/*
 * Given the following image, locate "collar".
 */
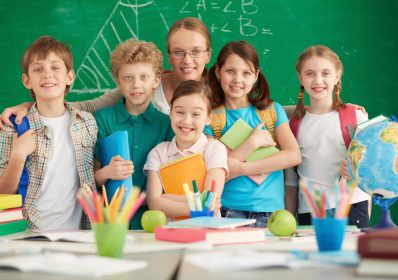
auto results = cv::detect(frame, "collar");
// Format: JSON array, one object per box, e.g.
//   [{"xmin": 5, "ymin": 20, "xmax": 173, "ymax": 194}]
[
  {"xmin": 115, "ymin": 98, "xmax": 157, "ymax": 124},
  {"xmin": 167, "ymin": 133, "xmax": 209, "ymax": 156},
  {"xmin": 27, "ymin": 102, "xmax": 78, "ymax": 132}
]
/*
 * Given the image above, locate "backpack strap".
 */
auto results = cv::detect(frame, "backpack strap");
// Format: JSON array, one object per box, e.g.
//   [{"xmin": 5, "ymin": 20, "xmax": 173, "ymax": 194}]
[
  {"xmin": 256, "ymin": 102, "xmax": 278, "ymax": 143},
  {"xmin": 339, "ymin": 104, "xmax": 357, "ymax": 149},
  {"xmin": 210, "ymin": 105, "xmax": 226, "ymax": 140},
  {"xmin": 289, "ymin": 116, "xmax": 302, "ymax": 140}
]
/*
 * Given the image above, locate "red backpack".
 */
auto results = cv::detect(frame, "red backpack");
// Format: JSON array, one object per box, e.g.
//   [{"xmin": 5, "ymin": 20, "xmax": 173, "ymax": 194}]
[{"xmin": 289, "ymin": 105, "xmax": 357, "ymax": 149}]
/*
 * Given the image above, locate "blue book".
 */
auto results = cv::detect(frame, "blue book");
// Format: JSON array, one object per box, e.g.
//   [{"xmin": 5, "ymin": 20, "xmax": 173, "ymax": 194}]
[{"xmin": 99, "ymin": 131, "xmax": 133, "ymax": 200}]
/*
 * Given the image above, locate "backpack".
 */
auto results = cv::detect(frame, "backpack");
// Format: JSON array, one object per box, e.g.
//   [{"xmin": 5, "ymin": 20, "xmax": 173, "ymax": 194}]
[
  {"xmin": 289, "ymin": 104, "xmax": 357, "ymax": 149},
  {"xmin": 210, "ymin": 102, "xmax": 278, "ymax": 143}
]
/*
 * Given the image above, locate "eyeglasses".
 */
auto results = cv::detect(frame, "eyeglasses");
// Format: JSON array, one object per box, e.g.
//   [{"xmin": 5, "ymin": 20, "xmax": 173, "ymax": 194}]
[{"xmin": 169, "ymin": 49, "xmax": 209, "ymax": 59}]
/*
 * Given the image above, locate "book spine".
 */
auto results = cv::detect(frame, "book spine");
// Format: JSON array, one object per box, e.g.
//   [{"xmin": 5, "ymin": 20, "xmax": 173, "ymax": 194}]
[
  {"xmin": 0, "ymin": 219, "xmax": 28, "ymax": 236},
  {"xmin": 358, "ymin": 237, "xmax": 398, "ymax": 259}
]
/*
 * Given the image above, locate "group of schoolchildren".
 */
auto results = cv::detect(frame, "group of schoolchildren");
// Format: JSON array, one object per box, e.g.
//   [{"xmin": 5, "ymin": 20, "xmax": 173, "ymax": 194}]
[{"xmin": 0, "ymin": 17, "xmax": 370, "ymax": 231}]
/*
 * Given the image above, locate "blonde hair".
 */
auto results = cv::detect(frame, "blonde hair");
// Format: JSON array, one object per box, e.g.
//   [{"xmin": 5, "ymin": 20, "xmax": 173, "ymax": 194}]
[
  {"xmin": 21, "ymin": 36, "xmax": 74, "ymax": 99},
  {"xmin": 110, "ymin": 39, "xmax": 163, "ymax": 80},
  {"xmin": 292, "ymin": 45, "xmax": 345, "ymax": 119}
]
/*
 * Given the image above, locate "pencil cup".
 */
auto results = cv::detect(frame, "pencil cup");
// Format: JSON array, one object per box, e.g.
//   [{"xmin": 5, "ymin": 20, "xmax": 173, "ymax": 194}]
[
  {"xmin": 313, "ymin": 217, "xmax": 347, "ymax": 251},
  {"xmin": 92, "ymin": 223, "xmax": 128, "ymax": 258},
  {"xmin": 190, "ymin": 210, "xmax": 214, "ymax": 218}
]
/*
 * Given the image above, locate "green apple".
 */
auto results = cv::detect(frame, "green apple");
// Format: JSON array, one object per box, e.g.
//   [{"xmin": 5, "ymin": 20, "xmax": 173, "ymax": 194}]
[
  {"xmin": 267, "ymin": 209, "xmax": 297, "ymax": 236},
  {"xmin": 141, "ymin": 210, "xmax": 167, "ymax": 233}
]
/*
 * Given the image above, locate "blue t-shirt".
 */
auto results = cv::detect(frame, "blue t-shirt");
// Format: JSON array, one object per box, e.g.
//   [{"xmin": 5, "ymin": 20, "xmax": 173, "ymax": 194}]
[{"xmin": 204, "ymin": 102, "xmax": 288, "ymax": 212}]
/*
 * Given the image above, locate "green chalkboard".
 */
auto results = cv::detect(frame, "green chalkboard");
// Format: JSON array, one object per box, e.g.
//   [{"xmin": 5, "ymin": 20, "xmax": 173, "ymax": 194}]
[
  {"xmin": 0, "ymin": 0, "xmax": 397, "ymax": 225},
  {"xmin": 1, "ymin": 0, "xmax": 397, "ymax": 118}
]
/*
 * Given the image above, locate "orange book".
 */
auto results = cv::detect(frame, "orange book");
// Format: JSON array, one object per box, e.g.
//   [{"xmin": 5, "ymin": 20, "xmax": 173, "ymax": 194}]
[{"xmin": 158, "ymin": 153, "xmax": 206, "ymax": 194}]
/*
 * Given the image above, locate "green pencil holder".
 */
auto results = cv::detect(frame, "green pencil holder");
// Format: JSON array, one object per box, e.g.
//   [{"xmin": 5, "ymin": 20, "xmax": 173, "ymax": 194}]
[{"xmin": 92, "ymin": 223, "xmax": 128, "ymax": 258}]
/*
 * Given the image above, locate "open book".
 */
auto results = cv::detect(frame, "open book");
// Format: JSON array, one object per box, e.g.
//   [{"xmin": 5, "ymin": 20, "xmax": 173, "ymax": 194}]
[
  {"xmin": 0, "ymin": 253, "xmax": 146, "ymax": 277},
  {"xmin": 354, "ymin": 114, "xmax": 388, "ymax": 138},
  {"xmin": 220, "ymin": 119, "xmax": 279, "ymax": 185},
  {"xmin": 7, "ymin": 230, "xmax": 131, "ymax": 243}
]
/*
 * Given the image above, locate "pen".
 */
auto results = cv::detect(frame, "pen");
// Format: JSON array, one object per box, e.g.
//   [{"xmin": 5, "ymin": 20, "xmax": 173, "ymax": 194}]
[
  {"xmin": 192, "ymin": 180, "xmax": 203, "ymax": 211},
  {"xmin": 182, "ymin": 183, "xmax": 196, "ymax": 211}
]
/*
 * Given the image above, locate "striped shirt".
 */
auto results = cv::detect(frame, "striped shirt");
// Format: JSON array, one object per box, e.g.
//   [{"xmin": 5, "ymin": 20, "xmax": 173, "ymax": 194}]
[{"xmin": 0, "ymin": 103, "xmax": 97, "ymax": 230}]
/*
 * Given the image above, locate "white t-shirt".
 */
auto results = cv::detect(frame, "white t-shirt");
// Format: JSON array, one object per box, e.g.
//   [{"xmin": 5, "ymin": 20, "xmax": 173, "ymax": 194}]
[
  {"xmin": 38, "ymin": 111, "xmax": 82, "ymax": 230},
  {"xmin": 285, "ymin": 109, "xmax": 370, "ymax": 213}
]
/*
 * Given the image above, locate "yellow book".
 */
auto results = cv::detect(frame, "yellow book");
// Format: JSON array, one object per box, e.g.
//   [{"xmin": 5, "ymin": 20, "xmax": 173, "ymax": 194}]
[
  {"xmin": 0, "ymin": 194, "xmax": 22, "ymax": 210},
  {"xmin": 159, "ymin": 153, "xmax": 206, "ymax": 195}
]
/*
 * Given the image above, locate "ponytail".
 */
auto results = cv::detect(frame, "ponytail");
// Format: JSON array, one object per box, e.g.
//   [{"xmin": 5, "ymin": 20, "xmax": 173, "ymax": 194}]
[
  {"xmin": 332, "ymin": 81, "xmax": 346, "ymax": 111},
  {"xmin": 292, "ymin": 86, "xmax": 306, "ymax": 119},
  {"xmin": 249, "ymin": 71, "xmax": 272, "ymax": 110}
]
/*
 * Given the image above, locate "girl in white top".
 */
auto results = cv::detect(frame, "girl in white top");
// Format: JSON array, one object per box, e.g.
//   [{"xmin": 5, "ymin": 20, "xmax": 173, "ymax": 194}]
[
  {"xmin": 144, "ymin": 80, "xmax": 228, "ymax": 218},
  {"xmin": 285, "ymin": 45, "xmax": 370, "ymax": 228}
]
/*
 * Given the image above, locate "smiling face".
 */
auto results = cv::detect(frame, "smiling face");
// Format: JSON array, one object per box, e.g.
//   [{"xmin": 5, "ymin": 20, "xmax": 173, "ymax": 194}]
[
  {"xmin": 216, "ymin": 53, "xmax": 259, "ymax": 106},
  {"xmin": 117, "ymin": 62, "xmax": 160, "ymax": 114},
  {"xmin": 167, "ymin": 28, "xmax": 211, "ymax": 83},
  {"xmin": 170, "ymin": 93, "xmax": 211, "ymax": 150},
  {"xmin": 299, "ymin": 56, "xmax": 341, "ymax": 103},
  {"xmin": 22, "ymin": 52, "xmax": 74, "ymax": 103}
]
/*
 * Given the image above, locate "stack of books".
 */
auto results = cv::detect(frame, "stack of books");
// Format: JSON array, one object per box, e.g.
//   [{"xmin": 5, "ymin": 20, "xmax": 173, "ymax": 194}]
[
  {"xmin": 155, "ymin": 217, "xmax": 266, "ymax": 245},
  {"xmin": 0, "ymin": 194, "xmax": 28, "ymax": 236},
  {"xmin": 356, "ymin": 228, "xmax": 398, "ymax": 277}
]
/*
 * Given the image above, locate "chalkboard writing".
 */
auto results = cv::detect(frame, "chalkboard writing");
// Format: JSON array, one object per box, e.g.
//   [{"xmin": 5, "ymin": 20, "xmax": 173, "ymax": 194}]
[{"xmin": 0, "ymin": 0, "xmax": 397, "ymax": 119}]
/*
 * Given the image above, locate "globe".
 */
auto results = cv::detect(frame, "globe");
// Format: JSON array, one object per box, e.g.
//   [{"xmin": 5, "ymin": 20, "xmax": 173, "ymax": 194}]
[{"xmin": 346, "ymin": 120, "xmax": 398, "ymax": 228}]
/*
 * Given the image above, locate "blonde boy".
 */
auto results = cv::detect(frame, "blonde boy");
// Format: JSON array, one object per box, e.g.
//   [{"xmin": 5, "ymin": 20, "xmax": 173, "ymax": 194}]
[
  {"xmin": 0, "ymin": 36, "xmax": 97, "ymax": 230},
  {"xmin": 94, "ymin": 39, "xmax": 174, "ymax": 229}
]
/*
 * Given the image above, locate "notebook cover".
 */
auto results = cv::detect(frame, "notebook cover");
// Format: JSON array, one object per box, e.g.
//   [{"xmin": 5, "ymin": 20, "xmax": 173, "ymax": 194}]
[
  {"xmin": 0, "ymin": 194, "xmax": 23, "ymax": 210},
  {"xmin": 99, "ymin": 131, "xmax": 133, "ymax": 200},
  {"xmin": 155, "ymin": 226, "xmax": 266, "ymax": 244},
  {"xmin": 357, "ymin": 228, "xmax": 398, "ymax": 259},
  {"xmin": 220, "ymin": 119, "xmax": 278, "ymax": 184},
  {"xmin": 158, "ymin": 153, "xmax": 206, "ymax": 194}
]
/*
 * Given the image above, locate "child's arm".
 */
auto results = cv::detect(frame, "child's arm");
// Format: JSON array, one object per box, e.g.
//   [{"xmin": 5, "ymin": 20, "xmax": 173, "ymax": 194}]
[
  {"xmin": 0, "ymin": 130, "xmax": 36, "ymax": 193},
  {"xmin": 0, "ymin": 89, "xmax": 122, "ymax": 130},
  {"xmin": 146, "ymin": 170, "xmax": 190, "ymax": 218},
  {"xmin": 94, "ymin": 155, "xmax": 134, "ymax": 186},
  {"xmin": 0, "ymin": 103, "xmax": 31, "ymax": 130},
  {"xmin": 70, "ymin": 88, "xmax": 122, "ymax": 113},
  {"xmin": 228, "ymin": 122, "xmax": 301, "ymax": 178}
]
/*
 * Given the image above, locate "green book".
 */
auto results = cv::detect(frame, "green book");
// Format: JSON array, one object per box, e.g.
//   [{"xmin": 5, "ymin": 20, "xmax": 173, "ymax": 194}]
[
  {"xmin": 220, "ymin": 118, "xmax": 279, "ymax": 162},
  {"xmin": 0, "ymin": 219, "xmax": 28, "ymax": 236}
]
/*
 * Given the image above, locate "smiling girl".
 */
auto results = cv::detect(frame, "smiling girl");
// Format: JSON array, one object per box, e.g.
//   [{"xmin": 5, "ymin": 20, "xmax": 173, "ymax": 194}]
[
  {"xmin": 285, "ymin": 45, "xmax": 370, "ymax": 228},
  {"xmin": 144, "ymin": 80, "xmax": 228, "ymax": 218}
]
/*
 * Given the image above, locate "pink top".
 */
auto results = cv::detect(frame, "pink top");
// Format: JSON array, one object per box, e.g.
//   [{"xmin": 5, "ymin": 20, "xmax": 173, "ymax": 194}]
[{"xmin": 144, "ymin": 134, "xmax": 228, "ymax": 175}]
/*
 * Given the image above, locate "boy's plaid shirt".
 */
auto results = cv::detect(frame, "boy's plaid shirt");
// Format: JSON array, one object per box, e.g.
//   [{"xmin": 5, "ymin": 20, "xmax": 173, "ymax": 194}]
[{"xmin": 0, "ymin": 103, "xmax": 97, "ymax": 230}]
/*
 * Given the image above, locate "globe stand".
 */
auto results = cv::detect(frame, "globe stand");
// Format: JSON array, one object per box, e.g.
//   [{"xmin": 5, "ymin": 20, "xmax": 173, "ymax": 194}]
[{"xmin": 373, "ymin": 195, "xmax": 397, "ymax": 229}]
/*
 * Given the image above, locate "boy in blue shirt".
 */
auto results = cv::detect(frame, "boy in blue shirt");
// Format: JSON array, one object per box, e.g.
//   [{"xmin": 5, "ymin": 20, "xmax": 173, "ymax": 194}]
[{"xmin": 94, "ymin": 39, "xmax": 174, "ymax": 229}]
